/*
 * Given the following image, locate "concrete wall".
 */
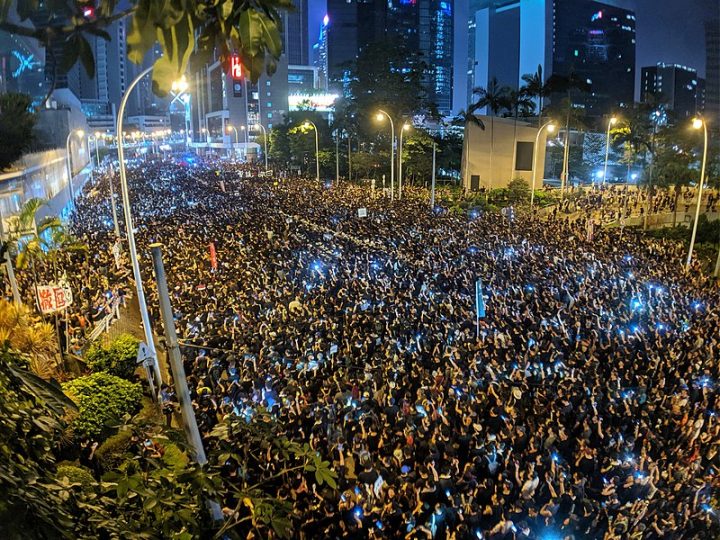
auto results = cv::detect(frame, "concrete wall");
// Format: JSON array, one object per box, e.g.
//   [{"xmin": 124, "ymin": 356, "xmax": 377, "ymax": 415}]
[
  {"xmin": 462, "ymin": 116, "xmax": 549, "ymax": 191},
  {"xmin": 0, "ymin": 148, "xmax": 90, "ymax": 228}
]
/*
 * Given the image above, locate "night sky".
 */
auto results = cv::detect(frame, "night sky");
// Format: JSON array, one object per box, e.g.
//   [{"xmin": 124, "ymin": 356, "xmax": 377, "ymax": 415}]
[{"xmin": 307, "ymin": 0, "xmax": 719, "ymax": 113}]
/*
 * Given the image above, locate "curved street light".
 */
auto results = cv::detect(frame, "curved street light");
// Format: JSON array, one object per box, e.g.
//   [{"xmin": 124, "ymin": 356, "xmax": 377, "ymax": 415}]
[
  {"xmin": 116, "ymin": 66, "xmax": 163, "ymax": 393},
  {"xmin": 602, "ymin": 116, "xmax": 618, "ymax": 186},
  {"xmin": 530, "ymin": 121, "xmax": 556, "ymax": 210},
  {"xmin": 399, "ymin": 123, "xmax": 410, "ymax": 200},
  {"xmin": 686, "ymin": 116, "xmax": 709, "ymax": 270},
  {"xmin": 376, "ymin": 110, "xmax": 395, "ymax": 201},
  {"xmin": 302, "ymin": 120, "xmax": 320, "ymax": 182},
  {"xmin": 253, "ymin": 123, "xmax": 268, "ymax": 172},
  {"xmin": 65, "ymin": 128, "xmax": 85, "ymax": 206}
]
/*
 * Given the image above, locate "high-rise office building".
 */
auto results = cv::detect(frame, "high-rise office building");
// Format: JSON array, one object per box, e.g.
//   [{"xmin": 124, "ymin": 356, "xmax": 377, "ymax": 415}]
[
  {"xmin": 641, "ymin": 63, "xmax": 700, "ymax": 120},
  {"xmin": 325, "ymin": 0, "xmax": 454, "ymax": 114},
  {"xmin": 706, "ymin": 18, "xmax": 720, "ymax": 124},
  {"xmin": 0, "ymin": 32, "xmax": 45, "ymax": 101},
  {"xmin": 312, "ymin": 15, "xmax": 329, "ymax": 91},
  {"xmin": 424, "ymin": 0, "xmax": 454, "ymax": 115},
  {"xmin": 467, "ymin": 0, "xmax": 636, "ymax": 118},
  {"xmin": 325, "ymin": 0, "xmax": 360, "ymax": 88},
  {"xmin": 284, "ymin": 0, "xmax": 309, "ymax": 66}
]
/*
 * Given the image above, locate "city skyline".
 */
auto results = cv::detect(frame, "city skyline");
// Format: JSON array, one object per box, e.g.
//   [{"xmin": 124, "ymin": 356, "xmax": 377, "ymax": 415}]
[{"xmin": 309, "ymin": 0, "xmax": 717, "ymax": 113}]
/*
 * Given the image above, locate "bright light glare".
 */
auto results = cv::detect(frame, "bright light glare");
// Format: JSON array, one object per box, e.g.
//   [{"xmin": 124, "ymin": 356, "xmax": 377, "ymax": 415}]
[
  {"xmin": 376, "ymin": 113, "xmax": 384, "ymax": 122},
  {"xmin": 692, "ymin": 118, "xmax": 703, "ymax": 130},
  {"xmin": 547, "ymin": 124, "xmax": 556, "ymax": 133},
  {"xmin": 609, "ymin": 117, "xmax": 618, "ymax": 125}
]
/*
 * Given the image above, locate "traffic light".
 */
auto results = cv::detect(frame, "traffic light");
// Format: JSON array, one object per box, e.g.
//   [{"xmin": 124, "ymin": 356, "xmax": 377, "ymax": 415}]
[{"xmin": 231, "ymin": 54, "xmax": 243, "ymax": 97}]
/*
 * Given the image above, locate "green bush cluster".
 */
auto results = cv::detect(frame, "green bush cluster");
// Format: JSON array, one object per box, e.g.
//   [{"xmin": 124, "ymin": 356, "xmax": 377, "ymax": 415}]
[
  {"xmin": 62, "ymin": 373, "xmax": 142, "ymax": 441},
  {"xmin": 55, "ymin": 463, "xmax": 96, "ymax": 488},
  {"xmin": 86, "ymin": 333, "xmax": 140, "ymax": 380}
]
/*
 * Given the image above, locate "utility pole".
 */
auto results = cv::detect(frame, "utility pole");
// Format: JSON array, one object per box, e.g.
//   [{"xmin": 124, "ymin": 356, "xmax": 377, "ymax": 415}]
[
  {"xmin": 431, "ymin": 143, "xmax": 437, "ymax": 210},
  {"xmin": 150, "ymin": 241, "xmax": 224, "ymax": 522},
  {"xmin": 150, "ymin": 244, "xmax": 205, "ymax": 461}
]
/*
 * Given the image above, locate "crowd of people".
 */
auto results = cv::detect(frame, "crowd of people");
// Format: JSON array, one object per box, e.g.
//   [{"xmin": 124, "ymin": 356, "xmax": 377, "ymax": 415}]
[
  {"xmin": 31, "ymin": 156, "xmax": 720, "ymax": 538},
  {"xmin": 559, "ymin": 185, "xmax": 720, "ymax": 225}
]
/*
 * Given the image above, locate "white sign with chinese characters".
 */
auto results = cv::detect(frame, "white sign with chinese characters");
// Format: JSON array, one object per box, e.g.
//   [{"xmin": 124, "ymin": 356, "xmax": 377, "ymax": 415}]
[{"xmin": 36, "ymin": 284, "xmax": 73, "ymax": 314}]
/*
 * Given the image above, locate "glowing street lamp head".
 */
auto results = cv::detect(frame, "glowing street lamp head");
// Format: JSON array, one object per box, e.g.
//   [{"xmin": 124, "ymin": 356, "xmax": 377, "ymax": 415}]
[
  {"xmin": 547, "ymin": 124, "xmax": 557, "ymax": 134},
  {"xmin": 226, "ymin": 125, "xmax": 233, "ymax": 132},
  {"xmin": 302, "ymin": 121, "xmax": 311, "ymax": 129},
  {"xmin": 376, "ymin": 113, "xmax": 384, "ymax": 122},
  {"xmin": 402, "ymin": 123, "xmax": 410, "ymax": 131},
  {"xmin": 172, "ymin": 75, "xmax": 189, "ymax": 93},
  {"xmin": 609, "ymin": 117, "xmax": 618, "ymax": 126},
  {"xmin": 94, "ymin": 131, "xmax": 101, "ymax": 138},
  {"xmin": 254, "ymin": 123, "xmax": 261, "ymax": 130},
  {"xmin": 692, "ymin": 118, "xmax": 704, "ymax": 130}
]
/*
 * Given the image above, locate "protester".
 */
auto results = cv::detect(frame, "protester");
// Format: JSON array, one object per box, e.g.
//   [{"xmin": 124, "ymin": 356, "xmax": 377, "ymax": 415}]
[{"xmin": 41, "ymin": 158, "xmax": 720, "ymax": 538}]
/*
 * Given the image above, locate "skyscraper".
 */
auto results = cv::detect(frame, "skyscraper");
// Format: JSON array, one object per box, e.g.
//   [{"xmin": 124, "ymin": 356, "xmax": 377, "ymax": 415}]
[
  {"xmin": 312, "ymin": 15, "xmax": 329, "ymax": 91},
  {"xmin": 325, "ymin": 0, "xmax": 454, "ymax": 114},
  {"xmin": 284, "ymin": 0, "xmax": 309, "ymax": 66},
  {"xmin": 467, "ymin": 0, "xmax": 636, "ymax": 118},
  {"xmin": 325, "ymin": 0, "xmax": 359, "ymax": 87},
  {"xmin": 641, "ymin": 63, "xmax": 700, "ymax": 120},
  {"xmin": 706, "ymin": 18, "xmax": 720, "ymax": 124}
]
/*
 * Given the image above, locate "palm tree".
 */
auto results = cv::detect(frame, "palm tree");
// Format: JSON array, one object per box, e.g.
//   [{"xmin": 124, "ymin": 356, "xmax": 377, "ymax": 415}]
[
  {"xmin": 452, "ymin": 105, "xmax": 485, "ymax": 192},
  {"xmin": 471, "ymin": 77, "xmax": 510, "ymax": 190},
  {"xmin": 521, "ymin": 65, "xmax": 551, "ymax": 127},
  {"xmin": 6, "ymin": 198, "xmax": 86, "ymax": 277}
]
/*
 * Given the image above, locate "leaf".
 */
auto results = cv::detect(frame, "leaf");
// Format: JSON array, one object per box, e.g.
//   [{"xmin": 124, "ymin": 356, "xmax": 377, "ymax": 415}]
[
  {"xmin": 84, "ymin": 26, "xmax": 112, "ymax": 41},
  {"xmin": 238, "ymin": 10, "xmax": 264, "ymax": 57},
  {"xmin": 77, "ymin": 34, "xmax": 96, "ymax": 79},
  {"xmin": 60, "ymin": 35, "xmax": 81, "ymax": 75},
  {"xmin": 151, "ymin": 54, "xmax": 177, "ymax": 97},
  {"xmin": 220, "ymin": 0, "xmax": 233, "ymax": 20},
  {"xmin": 127, "ymin": 0, "xmax": 156, "ymax": 64},
  {"xmin": 7, "ymin": 363, "xmax": 78, "ymax": 415}
]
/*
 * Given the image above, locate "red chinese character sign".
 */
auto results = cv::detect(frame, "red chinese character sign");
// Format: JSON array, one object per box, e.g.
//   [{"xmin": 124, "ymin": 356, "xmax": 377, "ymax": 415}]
[
  {"xmin": 230, "ymin": 55, "xmax": 243, "ymax": 80},
  {"xmin": 36, "ymin": 284, "xmax": 74, "ymax": 314}
]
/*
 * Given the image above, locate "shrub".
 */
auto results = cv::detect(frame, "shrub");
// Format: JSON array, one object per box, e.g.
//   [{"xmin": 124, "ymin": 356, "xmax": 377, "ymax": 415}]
[
  {"xmin": 161, "ymin": 442, "xmax": 189, "ymax": 472},
  {"xmin": 55, "ymin": 463, "xmax": 96, "ymax": 488},
  {"xmin": 506, "ymin": 178, "xmax": 531, "ymax": 204},
  {"xmin": 62, "ymin": 373, "xmax": 142, "ymax": 441},
  {"xmin": 94, "ymin": 429, "xmax": 134, "ymax": 470},
  {"xmin": 86, "ymin": 333, "xmax": 140, "ymax": 380}
]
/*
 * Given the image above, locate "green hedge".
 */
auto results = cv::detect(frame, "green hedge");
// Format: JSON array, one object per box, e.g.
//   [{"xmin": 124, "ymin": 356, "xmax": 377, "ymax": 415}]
[
  {"xmin": 55, "ymin": 463, "xmax": 96, "ymax": 488},
  {"xmin": 62, "ymin": 373, "xmax": 143, "ymax": 441},
  {"xmin": 86, "ymin": 333, "xmax": 140, "ymax": 380},
  {"xmin": 94, "ymin": 429, "xmax": 133, "ymax": 470}
]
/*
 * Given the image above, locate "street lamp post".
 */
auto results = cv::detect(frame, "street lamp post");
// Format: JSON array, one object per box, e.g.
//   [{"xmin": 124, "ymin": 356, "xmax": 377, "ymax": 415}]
[
  {"xmin": 335, "ymin": 128, "xmax": 341, "ymax": 186},
  {"xmin": 531, "ymin": 122, "xmax": 556, "ymax": 210},
  {"xmin": 227, "ymin": 125, "xmax": 239, "ymax": 157},
  {"xmin": 303, "ymin": 120, "xmax": 320, "ymax": 182},
  {"xmin": 253, "ymin": 123, "xmax": 268, "ymax": 172},
  {"xmin": 399, "ymin": 123, "xmax": 410, "ymax": 200},
  {"xmin": 65, "ymin": 128, "xmax": 85, "ymax": 206},
  {"xmin": 376, "ymin": 110, "xmax": 395, "ymax": 202},
  {"xmin": 687, "ymin": 116, "xmax": 709, "ymax": 270},
  {"xmin": 116, "ymin": 65, "xmax": 163, "ymax": 396},
  {"xmin": 602, "ymin": 116, "xmax": 618, "ymax": 186}
]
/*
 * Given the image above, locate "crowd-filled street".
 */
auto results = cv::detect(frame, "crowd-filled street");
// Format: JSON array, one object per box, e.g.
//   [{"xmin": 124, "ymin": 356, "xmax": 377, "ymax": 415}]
[{"xmin": 63, "ymin": 157, "xmax": 720, "ymax": 539}]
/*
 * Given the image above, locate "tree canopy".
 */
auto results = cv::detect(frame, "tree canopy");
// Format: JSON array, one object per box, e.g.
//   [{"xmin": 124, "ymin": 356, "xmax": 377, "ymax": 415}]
[
  {"xmin": 0, "ymin": 93, "xmax": 36, "ymax": 171},
  {"xmin": 0, "ymin": 0, "xmax": 293, "ymax": 96}
]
